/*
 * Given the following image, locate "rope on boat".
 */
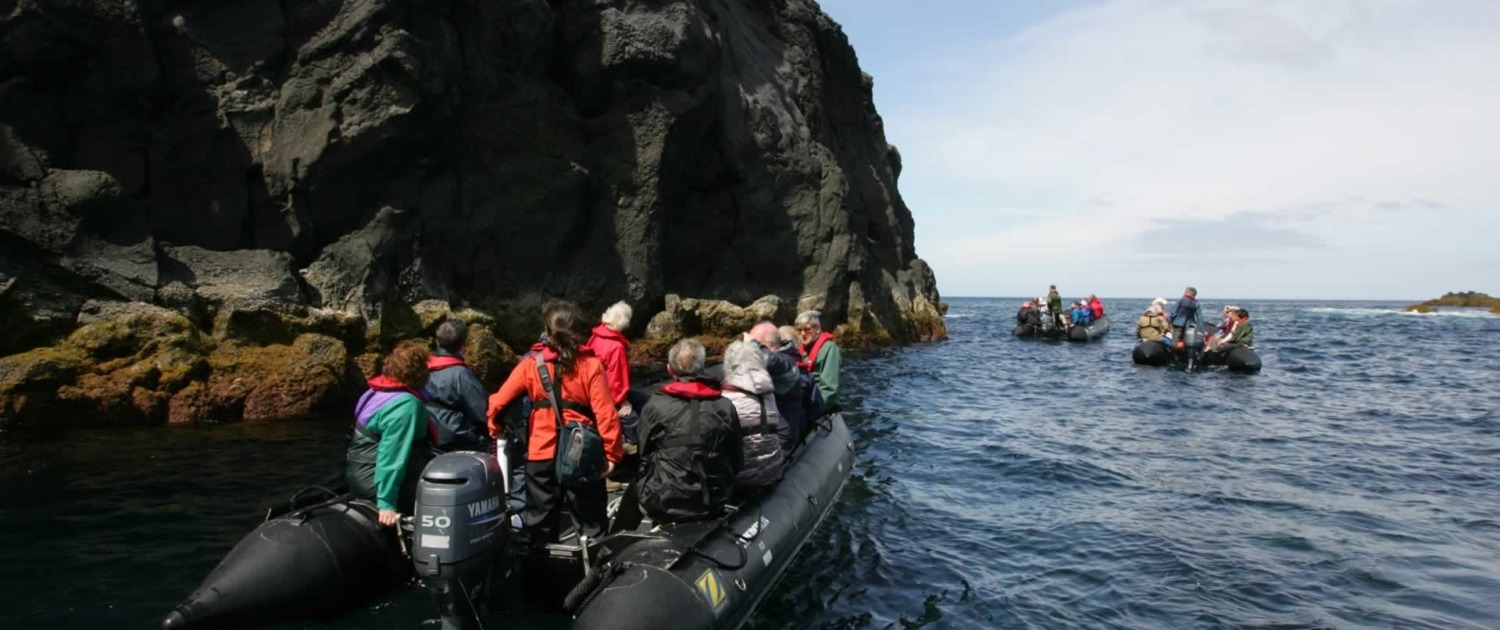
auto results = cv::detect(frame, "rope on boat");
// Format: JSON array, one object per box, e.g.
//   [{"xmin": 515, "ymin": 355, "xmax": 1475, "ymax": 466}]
[{"xmin": 564, "ymin": 560, "xmax": 632, "ymax": 615}]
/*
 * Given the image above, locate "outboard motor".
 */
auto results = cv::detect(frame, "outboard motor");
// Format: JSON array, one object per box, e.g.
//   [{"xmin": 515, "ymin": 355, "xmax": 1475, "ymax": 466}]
[
  {"xmin": 1183, "ymin": 326, "xmax": 1205, "ymax": 371},
  {"xmin": 413, "ymin": 451, "xmax": 508, "ymax": 630}
]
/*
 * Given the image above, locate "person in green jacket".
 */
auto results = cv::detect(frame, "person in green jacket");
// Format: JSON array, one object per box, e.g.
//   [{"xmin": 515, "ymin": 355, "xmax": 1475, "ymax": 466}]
[
  {"xmin": 1047, "ymin": 285, "xmax": 1065, "ymax": 328},
  {"xmin": 794, "ymin": 310, "xmax": 842, "ymax": 412},
  {"xmin": 1208, "ymin": 308, "xmax": 1255, "ymax": 351},
  {"xmin": 347, "ymin": 340, "xmax": 435, "ymax": 527}
]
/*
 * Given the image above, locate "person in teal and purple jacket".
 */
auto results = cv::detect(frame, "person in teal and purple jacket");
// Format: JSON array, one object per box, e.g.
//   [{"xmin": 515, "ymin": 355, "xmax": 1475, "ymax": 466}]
[{"xmin": 346, "ymin": 340, "xmax": 437, "ymax": 527}]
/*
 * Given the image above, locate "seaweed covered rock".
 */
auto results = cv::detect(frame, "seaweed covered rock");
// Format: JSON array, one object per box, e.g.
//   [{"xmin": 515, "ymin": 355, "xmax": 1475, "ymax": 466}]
[
  {"xmin": 645, "ymin": 294, "xmax": 783, "ymax": 342},
  {"xmin": 0, "ymin": 302, "xmax": 206, "ymax": 425},
  {"xmin": 1405, "ymin": 291, "xmax": 1500, "ymax": 313},
  {"xmin": 197, "ymin": 334, "xmax": 350, "ymax": 424},
  {"xmin": 0, "ymin": 301, "xmax": 359, "ymax": 427}
]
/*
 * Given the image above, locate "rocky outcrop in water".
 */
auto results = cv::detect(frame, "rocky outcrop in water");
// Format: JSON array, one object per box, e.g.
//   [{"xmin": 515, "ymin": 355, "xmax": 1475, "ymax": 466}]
[
  {"xmin": 0, "ymin": 0, "xmax": 944, "ymax": 426},
  {"xmin": 1405, "ymin": 291, "xmax": 1500, "ymax": 315}
]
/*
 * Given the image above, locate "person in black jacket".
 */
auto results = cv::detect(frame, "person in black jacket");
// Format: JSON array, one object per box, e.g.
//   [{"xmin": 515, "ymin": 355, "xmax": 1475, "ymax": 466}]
[
  {"xmin": 1170, "ymin": 286, "xmax": 1201, "ymax": 341},
  {"xmin": 423, "ymin": 319, "xmax": 492, "ymax": 453},
  {"xmin": 636, "ymin": 338, "xmax": 743, "ymax": 524}
]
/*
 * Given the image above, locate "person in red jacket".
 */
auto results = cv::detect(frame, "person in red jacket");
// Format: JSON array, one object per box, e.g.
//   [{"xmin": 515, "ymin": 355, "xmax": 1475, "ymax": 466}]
[
  {"xmin": 1088, "ymin": 295, "xmax": 1105, "ymax": 321},
  {"xmin": 486, "ymin": 300, "xmax": 623, "ymax": 546},
  {"xmin": 584, "ymin": 301, "xmax": 637, "ymax": 451}
]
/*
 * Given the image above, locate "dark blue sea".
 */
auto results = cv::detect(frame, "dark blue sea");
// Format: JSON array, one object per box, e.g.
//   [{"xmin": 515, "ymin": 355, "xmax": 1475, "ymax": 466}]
[{"xmin": 2, "ymin": 298, "xmax": 1498, "ymax": 629}]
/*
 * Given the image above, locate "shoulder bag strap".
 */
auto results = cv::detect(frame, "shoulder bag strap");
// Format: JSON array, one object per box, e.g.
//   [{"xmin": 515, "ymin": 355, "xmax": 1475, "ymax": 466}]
[
  {"xmin": 353, "ymin": 420, "xmax": 378, "ymax": 441},
  {"xmin": 757, "ymin": 394, "xmax": 770, "ymax": 435},
  {"xmin": 689, "ymin": 399, "xmax": 710, "ymax": 506},
  {"xmin": 535, "ymin": 354, "xmax": 565, "ymax": 431}
]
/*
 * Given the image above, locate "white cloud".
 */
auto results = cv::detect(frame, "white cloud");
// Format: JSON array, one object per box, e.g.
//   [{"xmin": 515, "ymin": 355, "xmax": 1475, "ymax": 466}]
[{"xmin": 885, "ymin": 0, "xmax": 1500, "ymax": 298}]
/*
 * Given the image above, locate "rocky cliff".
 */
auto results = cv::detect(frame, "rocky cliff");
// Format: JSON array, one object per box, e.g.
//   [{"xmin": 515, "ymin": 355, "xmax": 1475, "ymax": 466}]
[{"xmin": 0, "ymin": 0, "xmax": 944, "ymax": 426}]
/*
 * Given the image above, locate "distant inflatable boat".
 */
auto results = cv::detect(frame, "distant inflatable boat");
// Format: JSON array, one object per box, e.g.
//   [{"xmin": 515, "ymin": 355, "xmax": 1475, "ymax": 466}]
[
  {"xmin": 1067, "ymin": 316, "xmax": 1110, "ymax": 342},
  {"xmin": 1014, "ymin": 315, "xmax": 1109, "ymax": 341},
  {"xmin": 1012, "ymin": 314, "xmax": 1063, "ymax": 340}
]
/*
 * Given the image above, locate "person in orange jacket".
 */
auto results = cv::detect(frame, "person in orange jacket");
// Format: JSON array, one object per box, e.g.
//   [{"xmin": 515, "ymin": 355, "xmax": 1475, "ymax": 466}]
[{"xmin": 487, "ymin": 300, "xmax": 623, "ymax": 545}]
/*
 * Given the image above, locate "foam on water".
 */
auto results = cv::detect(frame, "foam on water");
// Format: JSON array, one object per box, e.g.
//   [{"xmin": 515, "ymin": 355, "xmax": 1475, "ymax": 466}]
[{"xmin": 1305, "ymin": 306, "xmax": 1497, "ymax": 319}]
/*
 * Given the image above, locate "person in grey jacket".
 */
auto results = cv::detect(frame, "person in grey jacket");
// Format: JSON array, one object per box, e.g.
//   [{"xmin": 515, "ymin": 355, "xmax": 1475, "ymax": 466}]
[
  {"xmin": 721, "ymin": 340, "xmax": 789, "ymax": 493},
  {"xmin": 1170, "ymin": 286, "xmax": 1201, "ymax": 341},
  {"xmin": 748, "ymin": 322, "xmax": 804, "ymax": 450},
  {"xmin": 423, "ymin": 319, "xmax": 492, "ymax": 453}
]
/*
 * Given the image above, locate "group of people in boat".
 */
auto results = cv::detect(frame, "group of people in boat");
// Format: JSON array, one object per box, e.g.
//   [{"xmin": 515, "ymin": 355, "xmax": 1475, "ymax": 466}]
[
  {"xmin": 1015, "ymin": 285, "xmax": 1106, "ymax": 331},
  {"xmin": 1135, "ymin": 286, "xmax": 1255, "ymax": 350},
  {"xmin": 343, "ymin": 299, "xmax": 843, "ymax": 548}
]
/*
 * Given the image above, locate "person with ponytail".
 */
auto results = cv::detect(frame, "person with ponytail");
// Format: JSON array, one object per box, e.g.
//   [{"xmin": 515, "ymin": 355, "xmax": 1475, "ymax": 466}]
[
  {"xmin": 486, "ymin": 300, "xmax": 623, "ymax": 545},
  {"xmin": 347, "ymin": 341, "xmax": 437, "ymax": 527}
]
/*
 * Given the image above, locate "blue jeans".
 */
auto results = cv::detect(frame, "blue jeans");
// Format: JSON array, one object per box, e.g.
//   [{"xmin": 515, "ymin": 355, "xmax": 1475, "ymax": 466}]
[{"xmin": 621, "ymin": 389, "xmax": 651, "ymax": 444}]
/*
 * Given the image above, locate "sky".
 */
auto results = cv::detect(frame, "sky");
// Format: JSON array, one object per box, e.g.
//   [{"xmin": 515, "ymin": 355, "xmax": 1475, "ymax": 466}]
[{"xmin": 816, "ymin": 0, "xmax": 1500, "ymax": 300}]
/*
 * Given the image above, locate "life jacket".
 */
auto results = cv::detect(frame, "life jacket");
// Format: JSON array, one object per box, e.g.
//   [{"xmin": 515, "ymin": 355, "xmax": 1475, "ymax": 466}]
[
  {"xmin": 427, "ymin": 355, "xmax": 465, "ymax": 371},
  {"xmin": 660, "ymin": 379, "xmax": 721, "ymax": 399},
  {"xmin": 1090, "ymin": 300, "xmax": 1104, "ymax": 319},
  {"xmin": 638, "ymin": 379, "xmax": 739, "ymax": 523},
  {"xmin": 355, "ymin": 376, "xmax": 438, "ymax": 444},
  {"xmin": 797, "ymin": 332, "xmax": 835, "ymax": 372},
  {"xmin": 1138, "ymin": 311, "xmax": 1168, "ymax": 340},
  {"xmin": 516, "ymin": 343, "xmax": 598, "ymax": 425}
]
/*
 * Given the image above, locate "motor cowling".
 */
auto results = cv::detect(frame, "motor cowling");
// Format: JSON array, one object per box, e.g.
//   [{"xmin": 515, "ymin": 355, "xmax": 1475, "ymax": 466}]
[{"xmin": 413, "ymin": 452, "xmax": 507, "ymax": 578}]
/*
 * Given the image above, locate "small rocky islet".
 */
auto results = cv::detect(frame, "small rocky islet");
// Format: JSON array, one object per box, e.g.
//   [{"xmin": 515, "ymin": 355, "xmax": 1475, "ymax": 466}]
[
  {"xmin": 1404, "ymin": 291, "xmax": 1500, "ymax": 315},
  {"xmin": 0, "ymin": 0, "xmax": 945, "ymax": 429}
]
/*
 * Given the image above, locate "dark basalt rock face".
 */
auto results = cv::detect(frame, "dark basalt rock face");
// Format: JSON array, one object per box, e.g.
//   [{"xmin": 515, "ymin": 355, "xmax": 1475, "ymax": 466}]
[{"xmin": 0, "ymin": 0, "xmax": 944, "ymax": 425}]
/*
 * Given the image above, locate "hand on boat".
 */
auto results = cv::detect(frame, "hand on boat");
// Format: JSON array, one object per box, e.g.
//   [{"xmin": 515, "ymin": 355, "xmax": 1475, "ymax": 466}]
[{"xmin": 378, "ymin": 510, "xmax": 400, "ymax": 527}]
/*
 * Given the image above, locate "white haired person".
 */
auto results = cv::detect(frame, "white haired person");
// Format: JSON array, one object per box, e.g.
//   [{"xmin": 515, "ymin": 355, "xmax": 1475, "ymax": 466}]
[
  {"xmin": 1137, "ymin": 299, "xmax": 1170, "ymax": 342},
  {"xmin": 722, "ymin": 340, "xmax": 789, "ymax": 493},
  {"xmin": 794, "ymin": 310, "xmax": 842, "ymax": 412},
  {"xmin": 1213, "ymin": 305, "xmax": 1239, "ymax": 341},
  {"xmin": 584, "ymin": 301, "xmax": 638, "ymax": 450}
]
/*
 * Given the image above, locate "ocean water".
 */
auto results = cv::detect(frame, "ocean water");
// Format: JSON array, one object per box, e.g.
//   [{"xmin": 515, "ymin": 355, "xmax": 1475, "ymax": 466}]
[{"xmin": 2, "ymin": 298, "xmax": 1498, "ymax": 629}]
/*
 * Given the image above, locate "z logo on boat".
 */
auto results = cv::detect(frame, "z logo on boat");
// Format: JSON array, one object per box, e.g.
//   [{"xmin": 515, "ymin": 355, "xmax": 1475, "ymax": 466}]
[{"xmin": 695, "ymin": 569, "xmax": 729, "ymax": 614}]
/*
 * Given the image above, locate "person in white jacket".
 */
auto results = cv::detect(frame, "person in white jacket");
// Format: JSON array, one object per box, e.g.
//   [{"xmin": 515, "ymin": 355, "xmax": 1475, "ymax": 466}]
[{"xmin": 720, "ymin": 340, "xmax": 789, "ymax": 492}]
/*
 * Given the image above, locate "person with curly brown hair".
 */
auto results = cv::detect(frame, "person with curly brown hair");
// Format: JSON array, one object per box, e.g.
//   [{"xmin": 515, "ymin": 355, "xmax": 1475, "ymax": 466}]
[
  {"xmin": 487, "ymin": 300, "xmax": 623, "ymax": 545},
  {"xmin": 346, "ymin": 340, "xmax": 436, "ymax": 527}
]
